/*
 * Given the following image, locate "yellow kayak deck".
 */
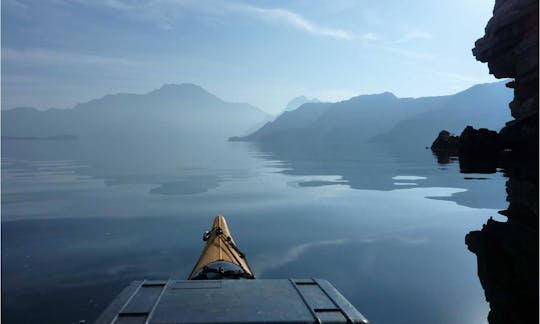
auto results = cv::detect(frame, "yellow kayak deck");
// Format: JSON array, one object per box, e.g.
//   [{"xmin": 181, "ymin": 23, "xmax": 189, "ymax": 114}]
[{"xmin": 188, "ymin": 215, "xmax": 254, "ymax": 279}]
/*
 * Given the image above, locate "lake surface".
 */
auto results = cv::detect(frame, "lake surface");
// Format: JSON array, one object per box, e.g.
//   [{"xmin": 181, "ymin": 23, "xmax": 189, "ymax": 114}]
[{"xmin": 1, "ymin": 137, "xmax": 508, "ymax": 323}]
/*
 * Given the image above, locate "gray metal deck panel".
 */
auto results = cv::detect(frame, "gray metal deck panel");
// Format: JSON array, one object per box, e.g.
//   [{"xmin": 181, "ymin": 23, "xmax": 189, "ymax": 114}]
[{"xmin": 95, "ymin": 279, "xmax": 369, "ymax": 324}]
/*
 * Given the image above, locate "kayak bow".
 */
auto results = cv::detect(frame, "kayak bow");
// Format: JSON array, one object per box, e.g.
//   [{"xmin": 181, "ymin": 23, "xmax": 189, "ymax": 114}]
[
  {"xmin": 188, "ymin": 215, "xmax": 254, "ymax": 280},
  {"xmin": 96, "ymin": 214, "xmax": 370, "ymax": 323}
]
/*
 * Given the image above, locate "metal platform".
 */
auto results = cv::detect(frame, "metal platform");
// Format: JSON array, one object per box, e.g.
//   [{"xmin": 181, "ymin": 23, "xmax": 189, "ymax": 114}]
[{"xmin": 95, "ymin": 279, "xmax": 369, "ymax": 323}]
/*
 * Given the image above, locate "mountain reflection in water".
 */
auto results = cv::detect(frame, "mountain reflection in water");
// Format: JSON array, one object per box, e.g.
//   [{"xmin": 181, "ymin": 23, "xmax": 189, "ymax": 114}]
[{"xmin": 2, "ymin": 139, "xmax": 512, "ymax": 323}]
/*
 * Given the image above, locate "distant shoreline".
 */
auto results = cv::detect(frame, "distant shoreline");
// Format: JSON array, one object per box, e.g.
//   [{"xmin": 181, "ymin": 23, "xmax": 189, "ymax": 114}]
[{"xmin": 2, "ymin": 135, "xmax": 80, "ymax": 141}]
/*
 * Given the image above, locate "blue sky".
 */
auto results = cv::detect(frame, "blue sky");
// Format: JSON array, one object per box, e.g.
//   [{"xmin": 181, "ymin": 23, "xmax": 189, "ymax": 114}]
[{"xmin": 2, "ymin": 0, "xmax": 496, "ymax": 114}]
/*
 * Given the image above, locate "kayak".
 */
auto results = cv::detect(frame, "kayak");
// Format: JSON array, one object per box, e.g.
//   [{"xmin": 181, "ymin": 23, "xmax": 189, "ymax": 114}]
[
  {"xmin": 95, "ymin": 214, "xmax": 370, "ymax": 323},
  {"xmin": 188, "ymin": 215, "xmax": 255, "ymax": 280}
]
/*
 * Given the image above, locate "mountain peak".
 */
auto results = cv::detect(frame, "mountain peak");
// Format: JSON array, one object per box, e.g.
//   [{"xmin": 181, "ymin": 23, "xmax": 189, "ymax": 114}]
[
  {"xmin": 380, "ymin": 91, "xmax": 396, "ymax": 98},
  {"xmin": 148, "ymin": 83, "xmax": 221, "ymax": 103},
  {"xmin": 368, "ymin": 91, "xmax": 397, "ymax": 99},
  {"xmin": 285, "ymin": 96, "xmax": 320, "ymax": 112},
  {"xmin": 348, "ymin": 91, "xmax": 397, "ymax": 103},
  {"xmin": 155, "ymin": 83, "xmax": 209, "ymax": 94}
]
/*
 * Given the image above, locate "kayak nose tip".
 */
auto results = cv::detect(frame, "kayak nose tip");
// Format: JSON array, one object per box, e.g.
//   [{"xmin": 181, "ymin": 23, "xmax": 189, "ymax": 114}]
[{"xmin": 213, "ymin": 214, "xmax": 227, "ymax": 228}]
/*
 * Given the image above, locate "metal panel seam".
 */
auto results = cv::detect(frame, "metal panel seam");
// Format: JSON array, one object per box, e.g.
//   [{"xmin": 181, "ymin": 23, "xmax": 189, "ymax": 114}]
[
  {"xmin": 289, "ymin": 279, "xmax": 321, "ymax": 324},
  {"xmin": 144, "ymin": 280, "xmax": 170, "ymax": 324},
  {"xmin": 110, "ymin": 280, "xmax": 146, "ymax": 324},
  {"xmin": 313, "ymin": 278, "xmax": 354, "ymax": 324}
]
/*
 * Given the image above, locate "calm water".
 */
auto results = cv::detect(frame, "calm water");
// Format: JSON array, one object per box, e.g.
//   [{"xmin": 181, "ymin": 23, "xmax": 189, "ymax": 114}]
[{"xmin": 1, "ymin": 137, "xmax": 508, "ymax": 323}]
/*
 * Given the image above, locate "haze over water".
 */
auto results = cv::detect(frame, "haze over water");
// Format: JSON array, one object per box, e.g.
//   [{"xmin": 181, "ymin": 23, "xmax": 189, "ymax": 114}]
[
  {"xmin": 3, "ymin": 0, "xmax": 536, "ymax": 323},
  {"xmin": 2, "ymin": 136, "xmax": 507, "ymax": 323}
]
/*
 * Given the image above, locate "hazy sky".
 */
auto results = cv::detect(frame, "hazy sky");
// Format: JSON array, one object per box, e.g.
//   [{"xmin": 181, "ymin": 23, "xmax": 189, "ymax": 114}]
[{"xmin": 2, "ymin": 0, "xmax": 496, "ymax": 114}]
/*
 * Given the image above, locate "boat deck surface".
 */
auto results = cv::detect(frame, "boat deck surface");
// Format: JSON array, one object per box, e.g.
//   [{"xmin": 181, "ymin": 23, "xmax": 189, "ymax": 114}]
[{"xmin": 94, "ymin": 278, "xmax": 369, "ymax": 323}]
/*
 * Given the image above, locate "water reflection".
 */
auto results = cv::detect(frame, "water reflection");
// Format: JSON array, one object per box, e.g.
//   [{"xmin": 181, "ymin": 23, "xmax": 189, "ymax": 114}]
[
  {"xmin": 2, "ymin": 138, "xmax": 511, "ymax": 323},
  {"xmin": 433, "ymin": 145, "xmax": 539, "ymax": 323},
  {"xmin": 464, "ymin": 152, "xmax": 538, "ymax": 323},
  {"xmin": 1, "ymin": 137, "xmax": 261, "ymax": 200},
  {"xmin": 432, "ymin": 149, "xmax": 498, "ymax": 174},
  {"xmin": 254, "ymin": 141, "xmax": 507, "ymax": 210},
  {"xmin": 251, "ymin": 140, "xmax": 538, "ymax": 322}
]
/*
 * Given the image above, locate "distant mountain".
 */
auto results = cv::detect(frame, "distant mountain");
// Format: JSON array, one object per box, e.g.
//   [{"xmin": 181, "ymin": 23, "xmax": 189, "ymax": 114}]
[
  {"xmin": 230, "ymin": 102, "xmax": 333, "ymax": 142},
  {"xmin": 371, "ymin": 82, "xmax": 512, "ymax": 146},
  {"xmin": 229, "ymin": 96, "xmax": 323, "ymax": 140},
  {"xmin": 284, "ymin": 96, "xmax": 320, "ymax": 112},
  {"xmin": 2, "ymin": 84, "xmax": 270, "ymax": 140},
  {"xmin": 231, "ymin": 82, "xmax": 512, "ymax": 146}
]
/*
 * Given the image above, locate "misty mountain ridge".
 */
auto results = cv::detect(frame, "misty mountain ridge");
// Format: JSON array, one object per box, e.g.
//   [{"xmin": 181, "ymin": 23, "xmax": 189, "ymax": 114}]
[
  {"xmin": 232, "ymin": 81, "xmax": 512, "ymax": 147},
  {"xmin": 71, "ymin": 83, "xmax": 261, "ymax": 114},
  {"xmin": 3, "ymin": 81, "xmax": 512, "ymax": 147},
  {"xmin": 2, "ymin": 83, "xmax": 270, "ymax": 140},
  {"xmin": 373, "ymin": 81, "xmax": 512, "ymax": 145},
  {"xmin": 284, "ymin": 96, "xmax": 320, "ymax": 112}
]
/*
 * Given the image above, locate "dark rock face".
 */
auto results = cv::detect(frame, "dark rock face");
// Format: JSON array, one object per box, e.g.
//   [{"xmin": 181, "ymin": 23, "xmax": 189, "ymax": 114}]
[
  {"xmin": 463, "ymin": 0, "xmax": 539, "ymax": 323},
  {"xmin": 458, "ymin": 153, "xmax": 498, "ymax": 174},
  {"xmin": 433, "ymin": 0, "xmax": 538, "ymax": 156},
  {"xmin": 465, "ymin": 154, "xmax": 538, "ymax": 324},
  {"xmin": 430, "ymin": 130, "xmax": 459, "ymax": 151},
  {"xmin": 432, "ymin": 125, "xmax": 501, "ymax": 153},
  {"xmin": 473, "ymin": 0, "xmax": 539, "ymax": 155},
  {"xmin": 458, "ymin": 126, "xmax": 502, "ymax": 154},
  {"xmin": 431, "ymin": 126, "xmax": 502, "ymax": 173},
  {"xmin": 465, "ymin": 214, "xmax": 538, "ymax": 324}
]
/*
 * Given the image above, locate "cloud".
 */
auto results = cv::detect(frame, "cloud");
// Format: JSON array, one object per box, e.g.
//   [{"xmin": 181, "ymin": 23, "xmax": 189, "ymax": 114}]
[
  {"xmin": 360, "ymin": 32, "xmax": 379, "ymax": 41},
  {"xmin": 69, "ymin": 0, "xmax": 354, "ymax": 39},
  {"xmin": 395, "ymin": 31, "xmax": 433, "ymax": 44},
  {"xmin": 434, "ymin": 71, "xmax": 496, "ymax": 83},
  {"xmin": 234, "ymin": 4, "xmax": 354, "ymax": 39},
  {"xmin": 254, "ymin": 239, "xmax": 347, "ymax": 276},
  {"xmin": 379, "ymin": 46, "xmax": 436, "ymax": 61}
]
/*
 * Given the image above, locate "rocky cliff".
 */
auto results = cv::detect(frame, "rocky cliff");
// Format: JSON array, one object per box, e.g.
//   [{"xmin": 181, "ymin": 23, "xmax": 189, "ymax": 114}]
[
  {"xmin": 473, "ymin": 0, "xmax": 539, "ymax": 154},
  {"xmin": 463, "ymin": 1, "xmax": 538, "ymax": 323}
]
